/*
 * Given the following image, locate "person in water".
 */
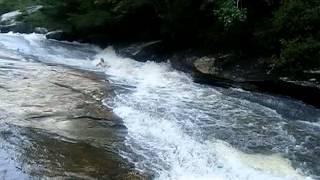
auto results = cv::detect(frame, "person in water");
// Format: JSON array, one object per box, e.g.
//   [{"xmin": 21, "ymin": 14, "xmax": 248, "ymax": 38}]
[{"xmin": 96, "ymin": 58, "xmax": 110, "ymax": 68}]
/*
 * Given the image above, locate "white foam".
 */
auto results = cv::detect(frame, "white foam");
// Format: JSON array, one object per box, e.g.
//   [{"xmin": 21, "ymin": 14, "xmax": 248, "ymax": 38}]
[
  {"xmin": 94, "ymin": 47, "xmax": 310, "ymax": 180},
  {"xmin": 211, "ymin": 141, "xmax": 307, "ymax": 180},
  {"xmin": 0, "ymin": 32, "xmax": 100, "ymax": 70},
  {"xmin": 0, "ymin": 10, "xmax": 22, "ymax": 22}
]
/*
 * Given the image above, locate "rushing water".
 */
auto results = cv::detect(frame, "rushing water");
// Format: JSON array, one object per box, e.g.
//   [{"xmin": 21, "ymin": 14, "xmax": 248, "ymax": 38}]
[{"xmin": 0, "ymin": 33, "xmax": 320, "ymax": 180}]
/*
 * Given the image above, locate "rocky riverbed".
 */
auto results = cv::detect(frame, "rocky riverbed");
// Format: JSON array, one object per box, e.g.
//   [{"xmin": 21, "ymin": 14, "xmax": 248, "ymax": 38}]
[{"xmin": 0, "ymin": 55, "xmax": 146, "ymax": 179}]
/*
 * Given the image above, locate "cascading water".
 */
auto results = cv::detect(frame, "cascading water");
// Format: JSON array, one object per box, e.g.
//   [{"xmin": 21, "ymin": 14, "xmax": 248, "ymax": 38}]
[
  {"xmin": 95, "ymin": 48, "xmax": 318, "ymax": 180},
  {"xmin": 0, "ymin": 33, "xmax": 319, "ymax": 180}
]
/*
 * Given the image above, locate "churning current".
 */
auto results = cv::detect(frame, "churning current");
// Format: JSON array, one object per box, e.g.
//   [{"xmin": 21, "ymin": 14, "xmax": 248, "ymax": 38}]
[{"xmin": 1, "ymin": 33, "xmax": 320, "ymax": 180}]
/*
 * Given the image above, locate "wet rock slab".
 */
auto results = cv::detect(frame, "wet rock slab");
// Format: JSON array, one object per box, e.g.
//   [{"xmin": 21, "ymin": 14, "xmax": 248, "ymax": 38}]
[
  {"xmin": 191, "ymin": 55, "xmax": 320, "ymax": 108},
  {"xmin": 0, "ymin": 57, "xmax": 147, "ymax": 179}
]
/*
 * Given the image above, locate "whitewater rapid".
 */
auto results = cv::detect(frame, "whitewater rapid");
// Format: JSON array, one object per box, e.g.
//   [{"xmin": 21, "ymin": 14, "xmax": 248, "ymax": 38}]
[
  {"xmin": 0, "ymin": 33, "xmax": 319, "ymax": 180},
  {"xmin": 95, "ymin": 48, "xmax": 313, "ymax": 180}
]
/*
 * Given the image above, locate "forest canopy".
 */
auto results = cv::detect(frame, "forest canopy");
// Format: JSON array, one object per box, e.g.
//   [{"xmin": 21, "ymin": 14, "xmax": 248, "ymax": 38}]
[{"xmin": 1, "ymin": 0, "xmax": 319, "ymax": 73}]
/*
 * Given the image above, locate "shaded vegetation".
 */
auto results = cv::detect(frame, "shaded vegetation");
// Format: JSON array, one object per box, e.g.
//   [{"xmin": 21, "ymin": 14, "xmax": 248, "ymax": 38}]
[
  {"xmin": 273, "ymin": 0, "xmax": 320, "ymax": 73},
  {"xmin": 0, "ymin": 0, "xmax": 40, "ymax": 14},
  {"xmin": 0, "ymin": 0, "xmax": 319, "ymax": 73}
]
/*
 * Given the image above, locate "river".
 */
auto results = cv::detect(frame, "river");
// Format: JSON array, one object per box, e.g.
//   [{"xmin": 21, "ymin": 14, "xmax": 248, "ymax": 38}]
[{"xmin": 0, "ymin": 33, "xmax": 319, "ymax": 180}]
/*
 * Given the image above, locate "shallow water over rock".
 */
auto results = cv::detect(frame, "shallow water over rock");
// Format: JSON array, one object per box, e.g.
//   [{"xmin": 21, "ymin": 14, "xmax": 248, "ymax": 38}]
[{"xmin": 0, "ymin": 56, "xmax": 145, "ymax": 179}]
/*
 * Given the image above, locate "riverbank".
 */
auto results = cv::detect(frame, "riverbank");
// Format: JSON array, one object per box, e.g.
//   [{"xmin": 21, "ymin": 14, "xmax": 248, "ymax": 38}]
[
  {"xmin": 0, "ymin": 54, "xmax": 147, "ymax": 179},
  {"xmin": 114, "ymin": 41, "xmax": 320, "ymax": 108}
]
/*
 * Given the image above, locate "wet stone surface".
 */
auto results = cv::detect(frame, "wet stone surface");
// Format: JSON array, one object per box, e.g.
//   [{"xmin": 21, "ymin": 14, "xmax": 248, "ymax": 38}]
[{"xmin": 0, "ymin": 56, "xmax": 147, "ymax": 179}]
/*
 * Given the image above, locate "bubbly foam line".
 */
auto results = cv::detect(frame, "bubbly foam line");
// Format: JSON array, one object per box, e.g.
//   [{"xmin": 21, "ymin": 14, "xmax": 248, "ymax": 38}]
[
  {"xmin": 0, "ymin": 32, "xmax": 101, "ymax": 70},
  {"xmin": 113, "ymin": 104, "xmax": 305, "ymax": 180},
  {"xmin": 94, "ymin": 47, "xmax": 310, "ymax": 180}
]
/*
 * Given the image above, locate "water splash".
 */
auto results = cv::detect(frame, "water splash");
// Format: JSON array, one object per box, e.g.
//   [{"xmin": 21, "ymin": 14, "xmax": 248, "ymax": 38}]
[{"xmin": 94, "ymin": 47, "xmax": 314, "ymax": 180}]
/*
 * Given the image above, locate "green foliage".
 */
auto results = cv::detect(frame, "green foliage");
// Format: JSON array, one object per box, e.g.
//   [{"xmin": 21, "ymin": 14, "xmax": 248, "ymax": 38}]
[
  {"xmin": 2, "ymin": 0, "xmax": 319, "ymax": 73},
  {"xmin": 214, "ymin": 0, "xmax": 247, "ymax": 28},
  {"xmin": 272, "ymin": 0, "xmax": 320, "ymax": 72},
  {"xmin": 0, "ymin": 0, "xmax": 40, "ymax": 14},
  {"xmin": 273, "ymin": 0, "xmax": 320, "ymax": 39},
  {"xmin": 155, "ymin": 0, "xmax": 204, "ymax": 41},
  {"xmin": 277, "ymin": 38, "xmax": 320, "ymax": 71},
  {"xmin": 68, "ymin": 11, "xmax": 112, "ymax": 30}
]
